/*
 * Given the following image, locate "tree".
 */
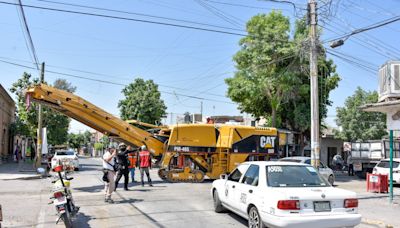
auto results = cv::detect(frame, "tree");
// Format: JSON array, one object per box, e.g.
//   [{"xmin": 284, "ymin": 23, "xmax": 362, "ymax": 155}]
[
  {"xmin": 118, "ymin": 78, "xmax": 167, "ymax": 124},
  {"xmin": 67, "ymin": 133, "xmax": 85, "ymax": 151},
  {"xmin": 226, "ymin": 12, "xmax": 340, "ymax": 138},
  {"xmin": 10, "ymin": 74, "xmax": 76, "ymax": 145},
  {"xmin": 335, "ymin": 87, "xmax": 387, "ymax": 141}
]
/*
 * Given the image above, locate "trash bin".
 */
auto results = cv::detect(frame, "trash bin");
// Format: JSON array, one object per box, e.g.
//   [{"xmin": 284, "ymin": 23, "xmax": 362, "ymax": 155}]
[{"xmin": 367, "ymin": 173, "xmax": 388, "ymax": 193}]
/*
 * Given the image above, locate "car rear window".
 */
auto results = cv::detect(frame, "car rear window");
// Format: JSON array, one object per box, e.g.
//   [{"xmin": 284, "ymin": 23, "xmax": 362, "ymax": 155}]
[
  {"xmin": 279, "ymin": 159, "xmax": 302, "ymax": 163},
  {"xmin": 56, "ymin": 151, "xmax": 75, "ymax": 156},
  {"xmin": 377, "ymin": 161, "xmax": 400, "ymax": 169},
  {"xmin": 266, "ymin": 165, "xmax": 329, "ymax": 187}
]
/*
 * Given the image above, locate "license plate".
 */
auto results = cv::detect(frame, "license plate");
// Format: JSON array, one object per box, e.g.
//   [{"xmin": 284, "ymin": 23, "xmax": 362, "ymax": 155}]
[
  {"xmin": 354, "ymin": 163, "xmax": 362, "ymax": 171},
  {"xmin": 55, "ymin": 196, "xmax": 67, "ymax": 205},
  {"xmin": 314, "ymin": 201, "xmax": 331, "ymax": 212}
]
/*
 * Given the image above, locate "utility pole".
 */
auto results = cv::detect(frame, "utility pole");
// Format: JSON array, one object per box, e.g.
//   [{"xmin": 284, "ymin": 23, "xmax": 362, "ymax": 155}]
[
  {"xmin": 35, "ymin": 62, "xmax": 45, "ymax": 169},
  {"xmin": 200, "ymin": 101, "xmax": 203, "ymax": 118},
  {"xmin": 309, "ymin": 0, "xmax": 320, "ymax": 168}
]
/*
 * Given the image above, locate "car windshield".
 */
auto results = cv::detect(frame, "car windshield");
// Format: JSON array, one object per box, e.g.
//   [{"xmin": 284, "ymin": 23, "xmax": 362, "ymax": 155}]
[
  {"xmin": 56, "ymin": 151, "xmax": 75, "ymax": 156},
  {"xmin": 266, "ymin": 165, "xmax": 329, "ymax": 187},
  {"xmin": 377, "ymin": 161, "xmax": 400, "ymax": 169}
]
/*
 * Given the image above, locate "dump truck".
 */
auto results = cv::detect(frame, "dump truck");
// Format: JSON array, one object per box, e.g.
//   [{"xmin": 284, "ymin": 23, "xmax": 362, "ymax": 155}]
[
  {"xmin": 26, "ymin": 84, "xmax": 280, "ymax": 182},
  {"xmin": 350, "ymin": 140, "xmax": 400, "ymax": 179}
]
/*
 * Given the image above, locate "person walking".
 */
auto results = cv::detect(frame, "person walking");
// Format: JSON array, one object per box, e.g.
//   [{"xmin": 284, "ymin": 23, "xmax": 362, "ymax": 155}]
[
  {"xmin": 115, "ymin": 143, "xmax": 130, "ymax": 191},
  {"xmin": 102, "ymin": 147, "xmax": 117, "ymax": 203},
  {"xmin": 347, "ymin": 153, "xmax": 354, "ymax": 176},
  {"xmin": 127, "ymin": 146, "xmax": 137, "ymax": 183},
  {"xmin": 137, "ymin": 145, "xmax": 153, "ymax": 187}
]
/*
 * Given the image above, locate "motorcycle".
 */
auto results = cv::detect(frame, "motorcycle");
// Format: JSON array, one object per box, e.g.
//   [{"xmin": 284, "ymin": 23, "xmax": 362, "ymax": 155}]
[{"xmin": 50, "ymin": 162, "xmax": 79, "ymax": 228}]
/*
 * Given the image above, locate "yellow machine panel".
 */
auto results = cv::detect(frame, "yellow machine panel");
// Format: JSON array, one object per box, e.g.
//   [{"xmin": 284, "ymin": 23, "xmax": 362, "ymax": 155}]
[{"xmin": 168, "ymin": 124, "xmax": 218, "ymax": 148}]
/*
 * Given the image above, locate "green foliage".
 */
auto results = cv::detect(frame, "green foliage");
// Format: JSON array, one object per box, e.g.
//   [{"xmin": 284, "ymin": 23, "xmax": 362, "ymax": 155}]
[
  {"xmin": 335, "ymin": 87, "xmax": 387, "ymax": 141},
  {"xmin": 67, "ymin": 130, "xmax": 92, "ymax": 151},
  {"xmin": 226, "ymin": 12, "xmax": 340, "ymax": 135},
  {"xmin": 10, "ymin": 74, "xmax": 76, "ymax": 145},
  {"xmin": 94, "ymin": 142, "xmax": 103, "ymax": 151},
  {"xmin": 100, "ymin": 135, "xmax": 110, "ymax": 148},
  {"xmin": 118, "ymin": 78, "xmax": 167, "ymax": 124},
  {"xmin": 67, "ymin": 133, "xmax": 85, "ymax": 150}
]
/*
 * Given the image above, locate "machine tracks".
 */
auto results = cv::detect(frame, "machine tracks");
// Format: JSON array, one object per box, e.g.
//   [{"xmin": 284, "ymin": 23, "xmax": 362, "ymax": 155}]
[{"xmin": 158, "ymin": 168, "xmax": 205, "ymax": 183}]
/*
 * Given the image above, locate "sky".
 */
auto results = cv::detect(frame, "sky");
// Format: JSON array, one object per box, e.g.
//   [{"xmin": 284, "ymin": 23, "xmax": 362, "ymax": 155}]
[{"xmin": 1, "ymin": 0, "xmax": 400, "ymax": 133}]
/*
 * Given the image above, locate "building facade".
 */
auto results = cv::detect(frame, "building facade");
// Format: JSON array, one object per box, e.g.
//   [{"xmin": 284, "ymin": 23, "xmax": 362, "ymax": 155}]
[{"xmin": 0, "ymin": 84, "xmax": 15, "ymax": 161}]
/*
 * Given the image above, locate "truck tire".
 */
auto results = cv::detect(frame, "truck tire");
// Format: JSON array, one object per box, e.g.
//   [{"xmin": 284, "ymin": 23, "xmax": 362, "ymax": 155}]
[{"xmin": 355, "ymin": 171, "xmax": 366, "ymax": 179}]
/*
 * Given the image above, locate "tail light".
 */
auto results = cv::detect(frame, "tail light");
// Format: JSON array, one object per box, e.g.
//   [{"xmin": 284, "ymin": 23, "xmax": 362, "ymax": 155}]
[
  {"xmin": 344, "ymin": 198, "xmax": 358, "ymax": 208},
  {"xmin": 277, "ymin": 200, "xmax": 300, "ymax": 210},
  {"xmin": 54, "ymin": 191, "xmax": 64, "ymax": 198}
]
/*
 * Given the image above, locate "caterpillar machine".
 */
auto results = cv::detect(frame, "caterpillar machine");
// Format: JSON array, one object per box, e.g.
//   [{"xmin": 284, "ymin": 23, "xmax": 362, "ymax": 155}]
[{"xmin": 26, "ymin": 84, "xmax": 281, "ymax": 182}]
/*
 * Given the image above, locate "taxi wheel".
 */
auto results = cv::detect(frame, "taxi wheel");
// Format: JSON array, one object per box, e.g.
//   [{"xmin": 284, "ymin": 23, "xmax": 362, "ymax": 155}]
[
  {"xmin": 213, "ymin": 189, "xmax": 225, "ymax": 213},
  {"xmin": 248, "ymin": 206, "xmax": 265, "ymax": 228}
]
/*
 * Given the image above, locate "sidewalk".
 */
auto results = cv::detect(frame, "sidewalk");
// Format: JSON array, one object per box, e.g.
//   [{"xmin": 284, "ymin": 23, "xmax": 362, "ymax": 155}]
[
  {"xmin": 0, "ymin": 159, "xmax": 42, "ymax": 180},
  {"xmin": 335, "ymin": 175, "xmax": 400, "ymax": 228}
]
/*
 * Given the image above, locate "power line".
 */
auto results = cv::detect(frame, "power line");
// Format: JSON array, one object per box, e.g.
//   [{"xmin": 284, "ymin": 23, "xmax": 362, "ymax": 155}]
[
  {"xmin": 0, "ymin": 55, "xmax": 229, "ymax": 98},
  {"xmin": 196, "ymin": 0, "xmax": 244, "ymax": 28},
  {"xmin": 31, "ymin": 0, "xmax": 246, "ymax": 33},
  {"xmin": 326, "ymin": 14, "xmax": 400, "ymax": 43},
  {"xmin": 0, "ymin": 59, "xmax": 235, "ymax": 104},
  {"xmin": 16, "ymin": 0, "xmax": 40, "ymax": 70},
  {"xmin": 204, "ymin": 0, "xmax": 289, "ymax": 11},
  {"xmin": 0, "ymin": 1, "xmax": 248, "ymax": 37}
]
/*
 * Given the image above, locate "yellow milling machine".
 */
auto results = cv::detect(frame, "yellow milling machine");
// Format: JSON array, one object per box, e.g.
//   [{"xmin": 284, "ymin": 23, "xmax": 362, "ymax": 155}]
[{"xmin": 27, "ymin": 84, "xmax": 283, "ymax": 182}]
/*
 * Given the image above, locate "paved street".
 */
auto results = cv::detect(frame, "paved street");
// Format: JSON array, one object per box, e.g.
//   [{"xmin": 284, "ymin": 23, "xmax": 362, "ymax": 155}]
[{"xmin": 0, "ymin": 157, "xmax": 399, "ymax": 228}]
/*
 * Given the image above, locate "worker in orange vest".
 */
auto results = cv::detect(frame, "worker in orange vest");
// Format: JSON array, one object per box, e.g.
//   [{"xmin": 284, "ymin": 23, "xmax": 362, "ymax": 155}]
[
  {"xmin": 137, "ymin": 145, "xmax": 153, "ymax": 187},
  {"xmin": 127, "ymin": 146, "xmax": 137, "ymax": 183}
]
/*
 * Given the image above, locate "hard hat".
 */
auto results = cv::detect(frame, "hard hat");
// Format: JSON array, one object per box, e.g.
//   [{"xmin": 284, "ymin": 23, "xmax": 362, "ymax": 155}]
[{"xmin": 141, "ymin": 145, "xmax": 147, "ymax": 150}]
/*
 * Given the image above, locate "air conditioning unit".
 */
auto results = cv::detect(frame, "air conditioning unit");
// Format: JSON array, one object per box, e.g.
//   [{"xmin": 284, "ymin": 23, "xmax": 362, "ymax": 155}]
[{"xmin": 379, "ymin": 61, "xmax": 400, "ymax": 102}]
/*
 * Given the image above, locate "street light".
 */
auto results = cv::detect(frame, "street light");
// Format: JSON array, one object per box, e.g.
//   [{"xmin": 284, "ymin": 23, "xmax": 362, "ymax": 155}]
[{"xmin": 329, "ymin": 39, "xmax": 345, "ymax": 48}]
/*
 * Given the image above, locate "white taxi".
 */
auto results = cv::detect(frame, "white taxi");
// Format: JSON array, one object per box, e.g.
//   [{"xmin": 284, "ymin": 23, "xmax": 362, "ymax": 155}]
[{"xmin": 211, "ymin": 161, "xmax": 361, "ymax": 228}]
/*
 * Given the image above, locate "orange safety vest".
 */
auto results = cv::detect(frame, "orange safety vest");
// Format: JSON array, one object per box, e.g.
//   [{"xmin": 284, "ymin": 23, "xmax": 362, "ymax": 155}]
[
  {"xmin": 128, "ymin": 152, "xmax": 137, "ymax": 169},
  {"xmin": 139, "ymin": 150, "xmax": 151, "ymax": 168}
]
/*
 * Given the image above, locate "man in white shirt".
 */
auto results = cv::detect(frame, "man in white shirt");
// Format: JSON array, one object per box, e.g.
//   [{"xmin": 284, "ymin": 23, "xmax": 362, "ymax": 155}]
[
  {"xmin": 103, "ymin": 147, "xmax": 117, "ymax": 203},
  {"xmin": 347, "ymin": 153, "xmax": 354, "ymax": 176}
]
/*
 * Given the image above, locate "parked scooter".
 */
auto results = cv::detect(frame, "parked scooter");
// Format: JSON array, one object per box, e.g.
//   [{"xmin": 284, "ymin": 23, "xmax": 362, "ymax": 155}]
[{"xmin": 50, "ymin": 162, "xmax": 79, "ymax": 228}]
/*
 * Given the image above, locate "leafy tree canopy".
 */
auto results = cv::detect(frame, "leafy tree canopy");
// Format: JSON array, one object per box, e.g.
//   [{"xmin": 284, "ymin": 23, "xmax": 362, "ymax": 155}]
[
  {"xmin": 67, "ymin": 130, "xmax": 91, "ymax": 151},
  {"xmin": 335, "ymin": 87, "xmax": 387, "ymax": 141},
  {"xmin": 226, "ymin": 11, "xmax": 340, "ymax": 137},
  {"xmin": 118, "ymin": 78, "xmax": 167, "ymax": 125},
  {"xmin": 10, "ymin": 73, "xmax": 76, "ymax": 145}
]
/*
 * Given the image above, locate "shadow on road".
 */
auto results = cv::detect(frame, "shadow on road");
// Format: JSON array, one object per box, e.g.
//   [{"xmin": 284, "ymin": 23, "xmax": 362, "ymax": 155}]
[
  {"xmin": 118, "ymin": 198, "xmax": 144, "ymax": 204},
  {"xmin": 75, "ymin": 184, "xmax": 104, "ymax": 193},
  {"xmin": 227, "ymin": 212, "xmax": 247, "ymax": 226},
  {"xmin": 74, "ymin": 212, "xmax": 92, "ymax": 228}
]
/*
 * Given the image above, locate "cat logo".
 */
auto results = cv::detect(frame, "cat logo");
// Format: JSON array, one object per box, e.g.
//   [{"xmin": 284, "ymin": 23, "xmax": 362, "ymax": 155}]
[{"xmin": 260, "ymin": 136, "xmax": 276, "ymax": 148}]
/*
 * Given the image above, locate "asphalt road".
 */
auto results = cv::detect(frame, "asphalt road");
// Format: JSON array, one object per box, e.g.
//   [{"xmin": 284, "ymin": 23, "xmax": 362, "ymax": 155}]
[{"xmin": 0, "ymin": 157, "xmax": 398, "ymax": 228}]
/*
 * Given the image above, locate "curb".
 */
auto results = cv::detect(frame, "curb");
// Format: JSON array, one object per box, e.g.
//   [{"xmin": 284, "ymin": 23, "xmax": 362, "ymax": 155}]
[
  {"xmin": 0, "ymin": 174, "xmax": 43, "ymax": 181},
  {"xmin": 362, "ymin": 218, "xmax": 394, "ymax": 228}
]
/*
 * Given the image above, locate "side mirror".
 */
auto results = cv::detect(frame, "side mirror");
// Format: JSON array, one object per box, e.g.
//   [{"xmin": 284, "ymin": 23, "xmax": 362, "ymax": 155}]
[{"xmin": 220, "ymin": 174, "xmax": 227, "ymax": 180}]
